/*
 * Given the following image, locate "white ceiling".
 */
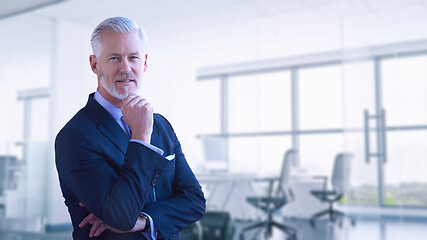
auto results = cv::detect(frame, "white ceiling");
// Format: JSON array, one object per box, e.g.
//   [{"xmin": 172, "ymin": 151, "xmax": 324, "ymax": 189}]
[
  {"xmin": 28, "ymin": 0, "xmax": 427, "ymax": 44},
  {"xmin": 30, "ymin": 0, "xmax": 427, "ymax": 27},
  {"xmin": 2, "ymin": 0, "xmax": 427, "ymax": 59}
]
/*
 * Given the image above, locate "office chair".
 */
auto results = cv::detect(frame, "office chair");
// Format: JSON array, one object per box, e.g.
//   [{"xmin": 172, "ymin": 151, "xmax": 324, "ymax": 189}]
[
  {"xmin": 239, "ymin": 150, "xmax": 297, "ymax": 240},
  {"xmin": 181, "ymin": 221, "xmax": 203, "ymax": 240},
  {"xmin": 309, "ymin": 153, "xmax": 354, "ymax": 227}
]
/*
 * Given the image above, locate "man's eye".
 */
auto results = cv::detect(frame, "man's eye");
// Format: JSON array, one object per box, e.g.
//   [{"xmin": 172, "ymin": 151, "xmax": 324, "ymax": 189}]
[{"xmin": 109, "ymin": 57, "xmax": 118, "ymax": 61}]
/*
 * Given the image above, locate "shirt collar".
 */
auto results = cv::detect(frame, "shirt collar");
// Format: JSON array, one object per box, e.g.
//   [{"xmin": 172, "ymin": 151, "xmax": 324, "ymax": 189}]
[{"xmin": 94, "ymin": 89, "xmax": 122, "ymax": 122}]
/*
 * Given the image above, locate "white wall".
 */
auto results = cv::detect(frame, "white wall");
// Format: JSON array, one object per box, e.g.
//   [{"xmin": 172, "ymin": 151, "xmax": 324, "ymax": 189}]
[{"xmin": 47, "ymin": 19, "xmax": 94, "ymax": 226}]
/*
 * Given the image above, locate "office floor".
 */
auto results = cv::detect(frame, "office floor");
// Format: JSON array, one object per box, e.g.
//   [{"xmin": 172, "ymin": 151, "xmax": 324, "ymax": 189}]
[
  {"xmin": 0, "ymin": 230, "xmax": 71, "ymax": 240},
  {"xmin": 235, "ymin": 217, "xmax": 427, "ymax": 240},
  {"xmin": 0, "ymin": 218, "xmax": 426, "ymax": 240}
]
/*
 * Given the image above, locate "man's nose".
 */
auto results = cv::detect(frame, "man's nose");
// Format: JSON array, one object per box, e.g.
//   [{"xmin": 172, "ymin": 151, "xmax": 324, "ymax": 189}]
[{"xmin": 119, "ymin": 59, "xmax": 132, "ymax": 73}]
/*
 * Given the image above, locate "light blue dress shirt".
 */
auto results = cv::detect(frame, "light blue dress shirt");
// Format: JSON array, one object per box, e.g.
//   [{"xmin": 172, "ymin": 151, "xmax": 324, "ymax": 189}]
[{"xmin": 94, "ymin": 90, "xmax": 163, "ymax": 239}]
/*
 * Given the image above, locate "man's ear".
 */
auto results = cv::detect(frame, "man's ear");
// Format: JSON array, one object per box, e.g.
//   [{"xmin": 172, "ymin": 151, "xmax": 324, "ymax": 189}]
[
  {"xmin": 143, "ymin": 54, "xmax": 148, "ymax": 72},
  {"xmin": 90, "ymin": 55, "xmax": 99, "ymax": 75}
]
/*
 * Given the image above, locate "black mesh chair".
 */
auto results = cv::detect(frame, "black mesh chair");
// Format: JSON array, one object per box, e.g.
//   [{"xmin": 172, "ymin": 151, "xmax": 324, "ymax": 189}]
[
  {"xmin": 309, "ymin": 153, "xmax": 354, "ymax": 227},
  {"xmin": 239, "ymin": 150, "xmax": 297, "ymax": 240}
]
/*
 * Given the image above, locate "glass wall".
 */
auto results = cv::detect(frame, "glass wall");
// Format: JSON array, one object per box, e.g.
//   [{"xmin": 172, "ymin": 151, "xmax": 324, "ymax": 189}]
[
  {"xmin": 0, "ymin": 14, "xmax": 53, "ymax": 232},
  {"xmin": 381, "ymin": 56, "xmax": 427, "ymax": 207},
  {"xmin": 298, "ymin": 65, "xmax": 344, "ymax": 177},
  {"xmin": 227, "ymin": 71, "xmax": 292, "ymax": 175},
  {"xmin": 299, "ymin": 65, "xmax": 343, "ymax": 130},
  {"xmin": 199, "ymin": 50, "xmax": 427, "ymax": 211},
  {"xmin": 341, "ymin": 60, "xmax": 379, "ymax": 205}
]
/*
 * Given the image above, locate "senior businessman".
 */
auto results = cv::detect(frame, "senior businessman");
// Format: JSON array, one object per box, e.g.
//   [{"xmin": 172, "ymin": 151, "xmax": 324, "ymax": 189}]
[{"xmin": 55, "ymin": 17, "xmax": 206, "ymax": 240}]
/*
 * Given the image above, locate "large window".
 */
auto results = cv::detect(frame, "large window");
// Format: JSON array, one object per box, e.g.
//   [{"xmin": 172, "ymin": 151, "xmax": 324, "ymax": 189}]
[
  {"xmin": 195, "ymin": 79, "xmax": 221, "ymax": 135},
  {"xmin": 198, "ymin": 45, "xmax": 427, "ymax": 208},
  {"xmin": 227, "ymin": 71, "xmax": 292, "ymax": 175},
  {"xmin": 299, "ymin": 65, "xmax": 343, "ymax": 130},
  {"xmin": 341, "ymin": 61, "xmax": 378, "ymax": 205},
  {"xmin": 228, "ymin": 136, "xmax": 292, "ymax": 174},
  {"xmin": 381, "ymin": 56, "xmax": 427, "ymax": 206},
  {"xmin": 228, "ymin": 71, "xmax": 292, "ymax": 133},
  {"xmin": 298, "ymin": 65, "xmax": 345, "ymax": 179}
]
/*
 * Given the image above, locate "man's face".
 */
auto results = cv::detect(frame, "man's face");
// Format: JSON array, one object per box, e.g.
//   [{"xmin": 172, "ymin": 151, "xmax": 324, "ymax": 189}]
[{"xmin": 91, "ymin": 30, "xmax": 147, "ymax": 102}]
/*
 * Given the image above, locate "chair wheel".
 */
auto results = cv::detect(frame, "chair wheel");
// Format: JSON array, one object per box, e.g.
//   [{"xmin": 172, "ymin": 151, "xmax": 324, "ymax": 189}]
[
  {"xmin": 287, "ymin": 234, "xmax": 297, "ymax": 240},
  {"xmin": 239, "ymin": 233, "xmax": 244, "ymax": 240},
  {"xmin": 309, "ymin": 219, "xmax": 315, "ymax": 228},
  {"xmin": 264, "ymin": 230, "xmax": 272, "ymax": 239},
  {"xmin": 351, "ymin": 219, "xmax": 356, "ymax": 227}
]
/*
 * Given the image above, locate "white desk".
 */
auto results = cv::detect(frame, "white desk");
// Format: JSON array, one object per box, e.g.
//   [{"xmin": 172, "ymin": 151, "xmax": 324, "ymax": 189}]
[
  {"xmin": 197, "ymin": 173, "xmax": 256, "ymax": 208},
  {"xmin": 197, "ymin": 172, "xmax": 329, "ymax": 220},
  {"xmin": 197, "ymin": 173, "xmax": 256, "ymax": 219}
]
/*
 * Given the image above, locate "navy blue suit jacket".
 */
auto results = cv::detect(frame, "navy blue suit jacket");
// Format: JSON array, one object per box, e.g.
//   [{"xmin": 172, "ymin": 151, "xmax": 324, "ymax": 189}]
[{"xmin": 55, "ymin": 94, "xmax": 205, "ymax": 239}]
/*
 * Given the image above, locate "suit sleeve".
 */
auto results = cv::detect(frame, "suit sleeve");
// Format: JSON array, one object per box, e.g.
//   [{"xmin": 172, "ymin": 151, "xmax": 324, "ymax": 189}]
[
  {"xmin": 55, "ymin": 126, "xmax": 169, "ymax": 231},
  {"xmin": 142, "ymin": 116, "xmax": 206, "ymax": 240}
]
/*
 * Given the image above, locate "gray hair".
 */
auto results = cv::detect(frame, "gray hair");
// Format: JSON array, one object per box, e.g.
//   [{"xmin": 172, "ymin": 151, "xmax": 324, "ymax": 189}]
[{"xmin": 90, "ymin": 17, "xmax": 147, "ymax": 58}]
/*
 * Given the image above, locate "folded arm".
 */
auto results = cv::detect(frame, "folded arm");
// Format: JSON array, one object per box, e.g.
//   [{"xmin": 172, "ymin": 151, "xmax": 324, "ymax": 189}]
[
  {"xmin": 141, "ymin": 117, "xmax": 206, "ymax": 239},
  {"xmin": 55, "ymin": 129, "xmax": 168, "ymax": 231}
]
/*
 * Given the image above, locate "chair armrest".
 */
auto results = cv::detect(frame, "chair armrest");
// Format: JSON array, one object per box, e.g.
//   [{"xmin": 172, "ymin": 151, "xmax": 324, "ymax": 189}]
[
  {"xmin": 254, "ymin": 177, "xmax": 280, "ymax": 182},
  {"xmin": 254, "ymin": 177, "xmax": 280, "ymax": 198},
  {"xmin": 312, "ymin": 175, "xmax": 328, "ymax": 191}
]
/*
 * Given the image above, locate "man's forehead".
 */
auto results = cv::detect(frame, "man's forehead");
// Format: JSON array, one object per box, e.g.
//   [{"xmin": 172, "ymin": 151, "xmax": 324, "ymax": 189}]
[
  {"xmin": 100, "ymin": 30, "xmax": 144, "ymax": 53},
  {"xmin": 101, "ymin": 30, "xmax": 140, "ymax": 41}
]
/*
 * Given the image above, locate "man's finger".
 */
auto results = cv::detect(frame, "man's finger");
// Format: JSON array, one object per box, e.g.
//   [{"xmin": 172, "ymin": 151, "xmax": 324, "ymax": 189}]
[
  {"xmin": 128, "ymin": 96, "xmax": 143, "ymax": 107},
  {"xmin": 89, "ymin": 219, "xmax": 103, "ymax": 237},
  {"xmin": 79, "ymin": 213, "xmax": 96, "ymax": 228},
  {"xmin": 137, "ymin": 98, "xmax": 148, "ymax": 107},
  {"xmin": 122, "ymin": 94, "xmax": 138, "ymax": 107},
  {"xmin": 145, "ymin": 103, "xmax": 153, "ymax": 111},
  {"xmin": 94, "ymin": 223, "xmax": 107, "ymax": 237}
]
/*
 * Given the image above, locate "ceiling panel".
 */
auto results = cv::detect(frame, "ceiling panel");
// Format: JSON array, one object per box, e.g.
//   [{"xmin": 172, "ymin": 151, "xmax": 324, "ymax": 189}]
[
  {"xmin": 342, "ymin": 12, "xmax": 382, "ymax": 29},
  {"xmin": 208, "ymin": 3, "xmax": 260, "ymax": 23},
  {"xmin": 315, "ymin": 0, "xmax": 368, "ymax": 18},
  {"xmin": 143, "ymin": 10, "xmax": 228, "ymax": 37},
  {"xmin": 392, "ymin": 17, "xmax": 427, "ymax": 42},
  {"xmin": 376, "ymin": 5, "xmax": 427, "ymax": 22},
  {"xmin": 276, "ymin": 9, "xmax": 324, "ymax": 26},
  {"xmin": 361, "ymin": 0, "xmax": 420, "ymax": 11},
  {"xmin": 190, "ymin": 0, "xmax": 251, "ymax": 10},
  {"xmin": 295, "ymin": 19, "xmax": 340, "ymax": 35},
  {"xmin": 247, "ymin": 0, "xmax": 306, "ymax": 17}
]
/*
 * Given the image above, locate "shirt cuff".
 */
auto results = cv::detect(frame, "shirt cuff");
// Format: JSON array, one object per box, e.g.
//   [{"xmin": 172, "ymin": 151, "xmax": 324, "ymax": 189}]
[
  {"xmin": 140, "ymin": 212, "xmax": 161, "ymax": 240},
  {"xmin": 130, "ymin": 139, "xmax": 164, "ymax": 156}
]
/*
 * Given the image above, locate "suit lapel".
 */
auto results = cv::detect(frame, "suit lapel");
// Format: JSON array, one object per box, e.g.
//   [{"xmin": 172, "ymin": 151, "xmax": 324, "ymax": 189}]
[{"xmin": 85, "ymin": 93, "xmax": 129, "ymax": 155}]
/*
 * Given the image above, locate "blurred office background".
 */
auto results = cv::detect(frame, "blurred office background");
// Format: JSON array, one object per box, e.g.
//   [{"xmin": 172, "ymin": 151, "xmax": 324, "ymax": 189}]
[{"xmin": 1, "ymin": 0, "xmax": 427, "ymax": 239}]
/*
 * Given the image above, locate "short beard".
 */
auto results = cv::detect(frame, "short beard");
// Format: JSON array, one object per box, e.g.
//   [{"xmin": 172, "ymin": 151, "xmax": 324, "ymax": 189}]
[{"xmin": 99, "ymin": 68, "xmax": 140, "ymax": 100}]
